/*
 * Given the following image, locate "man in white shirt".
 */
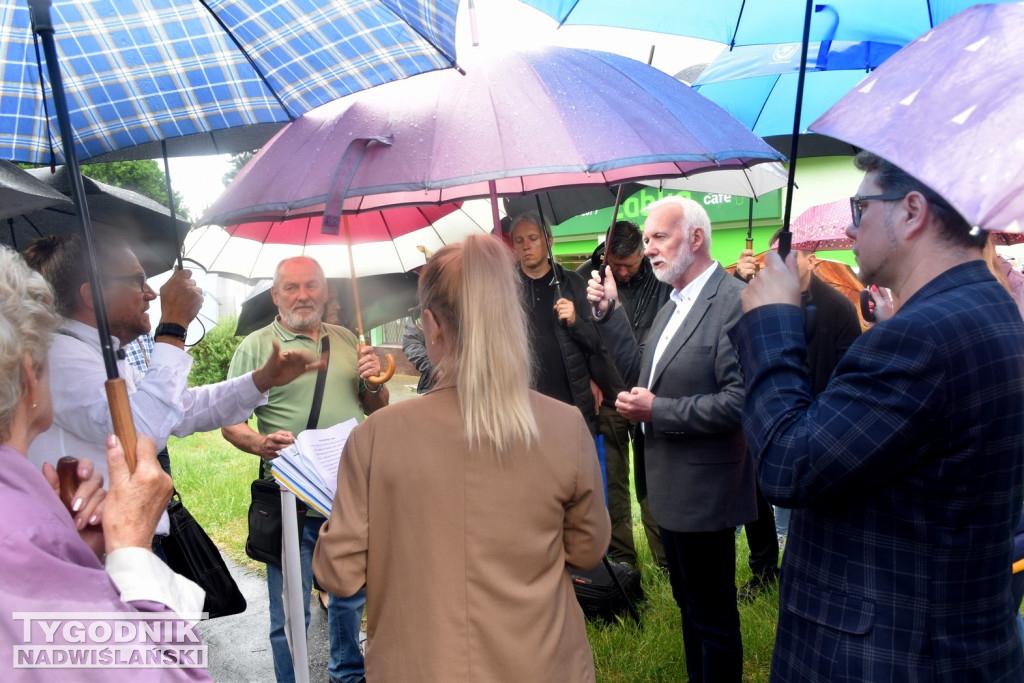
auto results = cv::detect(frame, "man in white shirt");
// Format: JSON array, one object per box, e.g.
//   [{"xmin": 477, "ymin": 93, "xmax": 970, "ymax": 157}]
[
  {"xmin": 587, "ymin": 196, "xmax": 755, "ymax": 682},
  {"xmin": 23, "ymin": 234, "xmax": 321, "ymax": 534}
]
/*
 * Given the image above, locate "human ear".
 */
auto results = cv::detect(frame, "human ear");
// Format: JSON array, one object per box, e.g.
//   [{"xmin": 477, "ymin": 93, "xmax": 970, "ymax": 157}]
[
  {"xmin": 901, "ymin": 191, "xmax": 929, "ymax": 239},
  {"xmin": 79, "ymin": 282, "xmax": 95, "ymax": 312}
]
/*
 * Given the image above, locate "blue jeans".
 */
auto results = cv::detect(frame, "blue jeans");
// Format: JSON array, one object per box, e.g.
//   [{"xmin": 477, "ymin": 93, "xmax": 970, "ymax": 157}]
[
  {"xmin": 774, "ymin": 506, "xmax": 791, "ymax": 537},
  {"xmin": 267, "ymin": 515, "xmax": 366, "ymax": 683}
]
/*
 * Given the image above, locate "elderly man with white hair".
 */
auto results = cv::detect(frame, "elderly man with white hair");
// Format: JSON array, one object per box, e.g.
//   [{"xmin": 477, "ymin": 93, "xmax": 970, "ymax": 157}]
[{"xmin": 588, "ymin": 195, "xmax": 755, "ymax": 682}]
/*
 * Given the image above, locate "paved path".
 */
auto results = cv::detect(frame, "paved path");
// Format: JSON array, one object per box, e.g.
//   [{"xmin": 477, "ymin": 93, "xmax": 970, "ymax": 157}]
[{"xmin": 198, "ymin": 556, "xmax": 333, "ymax": 682}]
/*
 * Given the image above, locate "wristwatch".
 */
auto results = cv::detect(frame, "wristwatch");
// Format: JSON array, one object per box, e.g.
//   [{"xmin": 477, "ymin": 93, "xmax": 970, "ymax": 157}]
[{"xmin": 154, "ymin": 322, "xmax": 188, "ymax": 343}]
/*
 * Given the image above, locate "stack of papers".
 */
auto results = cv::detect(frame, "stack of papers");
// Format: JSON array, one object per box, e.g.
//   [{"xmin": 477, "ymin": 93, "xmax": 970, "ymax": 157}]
[{"xmin": 271, "ymin": 418, "xmax": 358, "ymax": 516}]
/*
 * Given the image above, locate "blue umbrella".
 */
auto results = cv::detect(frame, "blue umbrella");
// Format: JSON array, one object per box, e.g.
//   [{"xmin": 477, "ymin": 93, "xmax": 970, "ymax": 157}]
[
  {"xmin": 520, "ymin": 0, "xmax": 1018, "ymax": 255},
  {"xmin": 2, "ymin": 0, "xmax": 459, "ymax": 165},
  {"xmin": 692, "ymin": 41, "xmax": 901, "ymax": 139},
  {"xmin": 521, "ymin": 0, "xmax": 1017, "ymax": 47}
]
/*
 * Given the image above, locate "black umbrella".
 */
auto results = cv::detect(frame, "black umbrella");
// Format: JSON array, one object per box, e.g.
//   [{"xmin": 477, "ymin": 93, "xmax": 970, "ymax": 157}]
[
  {"xmin": 503, "ymin": 184, "xmax": 646, "ymax": 227},
  {"xmin": 0, "ymin": 159, "xmax": 71, "ymax": 219},
  {"xmin": 7, "ymin": 166, "xmax": 191, "ymax": 276},
  {"xmin": 236, "ymin": 274, "xmax": 419, "ymax": 338}
]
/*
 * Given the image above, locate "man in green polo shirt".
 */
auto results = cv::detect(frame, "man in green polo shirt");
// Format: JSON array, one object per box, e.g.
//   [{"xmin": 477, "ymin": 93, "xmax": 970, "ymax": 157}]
[{"xmin": 222, "ymin": 256, "xmax": 388, "ymax": 683}]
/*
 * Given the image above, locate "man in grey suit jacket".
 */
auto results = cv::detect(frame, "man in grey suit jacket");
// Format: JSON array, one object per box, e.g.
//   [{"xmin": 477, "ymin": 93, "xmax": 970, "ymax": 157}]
[{"xmin": 587, "ymin": 196, "xmax": 756, "ymax": 682}]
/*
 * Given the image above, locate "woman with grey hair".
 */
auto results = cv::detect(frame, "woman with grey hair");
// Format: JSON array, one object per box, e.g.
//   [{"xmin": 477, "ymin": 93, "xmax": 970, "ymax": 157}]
[{"xmin": 0, "ymin": 246, "xmax": 211, "ymax": 680}]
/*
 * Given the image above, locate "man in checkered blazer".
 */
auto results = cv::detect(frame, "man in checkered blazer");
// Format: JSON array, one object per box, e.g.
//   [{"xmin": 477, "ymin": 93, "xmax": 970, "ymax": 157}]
[{"xmin": 732, "ymin": 151, "xmax": 1024, "ymax": 681}]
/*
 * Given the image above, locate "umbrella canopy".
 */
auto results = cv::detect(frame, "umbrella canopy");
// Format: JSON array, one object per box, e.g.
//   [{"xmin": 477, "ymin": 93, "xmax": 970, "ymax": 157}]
[
  {"xmin": 235, "ymin": 273, "xmax": 418, "ymax": 337},
  {"xmin": 786, "ymin": 198, "xmax": 855, "ymax": 252},
  {"xmin": 693, "ymin": 41, "xmax": 901, "ymax": 138},
  {"xmin": 810, "ymin": 2, "xmax": 1024, "ymax": 233},
  {"xmin": 201, "ymin": 45, "xmax": 786, "ymax": 225},
  {"xmin": 184, "ymin": 199, "xmax": 501, "ymax": 281},
  {"xmin": 642, "ymin": 160, "xmax": 790, "ymax": 198},
  {"xmin": 0, "ymin": 0, "xmax": 459, "ymax": 165},
  {"xmin": 521, "ymin": 0, "xmax": 1017, "ymax": 46},
  {"xmin": 9, "ymin": 166, "xmax": 190, "ymax": 275},
  {"xmin": 0, "ymin": 159, "xmax": 71, "ymax": 219}
]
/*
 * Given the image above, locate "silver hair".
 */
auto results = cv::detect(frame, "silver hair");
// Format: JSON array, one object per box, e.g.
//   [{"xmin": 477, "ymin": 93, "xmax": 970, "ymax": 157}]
[
  {"xmin": 646, "ymin": 195, "xmax": 713, "ymax": 251},
  {"xmin": 0, "ymin": 247, "xmax": 59, "ymax": 441}
]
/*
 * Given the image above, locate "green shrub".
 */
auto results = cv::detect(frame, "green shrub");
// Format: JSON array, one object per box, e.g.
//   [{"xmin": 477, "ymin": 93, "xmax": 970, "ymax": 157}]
[{"xmin": 188, "ymin": 317, "xmax": 242, "ymax": 387}]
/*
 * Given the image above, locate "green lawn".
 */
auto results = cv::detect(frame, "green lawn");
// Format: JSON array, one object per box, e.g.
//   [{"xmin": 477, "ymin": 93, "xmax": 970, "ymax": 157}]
[{"xmin": 168, "ymin": 428, "xmax": 779, "ymax": 682}]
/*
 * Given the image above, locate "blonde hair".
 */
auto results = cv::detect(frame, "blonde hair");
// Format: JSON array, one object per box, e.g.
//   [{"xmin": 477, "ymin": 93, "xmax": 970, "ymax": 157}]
[
  {"xmin": 0, "ymin": 246, "xmax": 60, "ymax": 441},
  {"xmin": 418, "ymin": 234, "xmax": 538, "ymax": 455},
  {"xmin": 983, "ymin": 236, "xmax": 1012, "ymax": 295}
]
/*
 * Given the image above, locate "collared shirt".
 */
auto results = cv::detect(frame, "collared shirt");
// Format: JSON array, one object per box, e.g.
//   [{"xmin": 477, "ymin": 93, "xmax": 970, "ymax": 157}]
[
  {"xmin": 648, "ymin": 260, "xmax": 718, "ymax": 388},
  {"xmin": 28, "ymin": 318, "xmax": 268, "ymax": 533},
  {"xmin": 227, "ymin": 318, "xmax": 364, "ymax": 440},
  {"xmin": 0, "ymin": 444, "xmax": 209, "ymax": 679}
]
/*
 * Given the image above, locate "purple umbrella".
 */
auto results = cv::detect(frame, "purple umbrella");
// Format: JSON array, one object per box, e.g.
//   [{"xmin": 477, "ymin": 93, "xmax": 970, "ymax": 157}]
[
  {"xmin": 201, "ymin": 45, "xmax": 786, "ymax": 229},
  {"xmin": 810, "ymin": 3, "xmax": 1024, "ymax": 233}
]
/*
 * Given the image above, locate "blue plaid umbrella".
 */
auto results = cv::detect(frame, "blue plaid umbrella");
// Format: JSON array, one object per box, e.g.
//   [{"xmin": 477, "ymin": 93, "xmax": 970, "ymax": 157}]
[{"xmin": 1, "ymin": 0, "xmax": 459, "ymax": 165}]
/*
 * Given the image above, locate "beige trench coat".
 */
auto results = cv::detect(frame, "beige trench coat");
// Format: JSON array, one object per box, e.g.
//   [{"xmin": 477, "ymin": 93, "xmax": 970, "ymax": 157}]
[{"xmin": 314, "ymin": 387, "xmax": 611, "ymax": 682}]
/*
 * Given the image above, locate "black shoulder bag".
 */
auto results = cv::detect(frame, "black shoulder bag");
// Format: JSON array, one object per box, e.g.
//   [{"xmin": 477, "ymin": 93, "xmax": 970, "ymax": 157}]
[
  {"xmin": 163, "ymin": 489, "xmax": 247, "ymax": 618},
  {"xmin": 245, "ymin": 337, "xmax": 330, "ymax": 568}
]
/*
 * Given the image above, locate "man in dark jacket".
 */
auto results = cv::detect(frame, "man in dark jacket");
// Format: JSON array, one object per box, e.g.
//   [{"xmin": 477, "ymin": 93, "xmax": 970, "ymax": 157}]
[
  {"xmin": 578, "ymin": 221, "xmax": 671, "ymax": 568},
  {"xmin": 511, "ymin": 211, "xmax": 604, "ymax": 434},
  {"xmin": 734, "ymin": 241, "xmax": 861, "ymax": 600}
]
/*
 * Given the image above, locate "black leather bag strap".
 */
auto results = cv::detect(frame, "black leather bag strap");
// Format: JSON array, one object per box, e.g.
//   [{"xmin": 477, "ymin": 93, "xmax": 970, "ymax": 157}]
[{"xmin": 306, "ymin": 335, "xmax": 330, "ymax": 430}]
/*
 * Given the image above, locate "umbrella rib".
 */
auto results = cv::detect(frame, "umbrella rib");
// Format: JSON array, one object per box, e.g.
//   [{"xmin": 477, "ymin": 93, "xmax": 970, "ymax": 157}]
[
  {"xmin": 29, "ymin": 30, "xmax": 58, "ymax": 167},
  {"xmin": 196, "ymin": 0, "xmax": 297, "ymax": 121},
  {"xmin": 380, "ymin": 6, "xmax": 460, "ymax": 72},
  {"xmin": 730, "ymin": 0, "xmax": 748, "ymax": 49}
]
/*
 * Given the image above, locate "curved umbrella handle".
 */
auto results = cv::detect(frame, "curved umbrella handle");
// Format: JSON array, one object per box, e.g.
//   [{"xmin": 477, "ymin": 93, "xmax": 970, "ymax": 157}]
[{"xmin": 364, "ymin": 352, "xmax": 395, "ymax": 387}]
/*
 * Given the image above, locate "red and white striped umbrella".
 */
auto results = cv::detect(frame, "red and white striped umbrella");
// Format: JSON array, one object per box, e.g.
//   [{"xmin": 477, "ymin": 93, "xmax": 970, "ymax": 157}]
[{"xmin": 183, "ymin": 200, "xmax": 503, "ymax": 282}]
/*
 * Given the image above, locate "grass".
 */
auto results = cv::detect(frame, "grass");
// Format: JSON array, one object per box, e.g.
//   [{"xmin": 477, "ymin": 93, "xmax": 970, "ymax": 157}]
[
  {"xmin": 585, "ymin": 482, "xmax": 778, "ymax": 683},
  {"xmin": 168, "ymin": 426, "xmax": 780, "ymax": 681},
  {"xmin": 168, "ymin": 427, "xmax": 265, "ymax": 575}
]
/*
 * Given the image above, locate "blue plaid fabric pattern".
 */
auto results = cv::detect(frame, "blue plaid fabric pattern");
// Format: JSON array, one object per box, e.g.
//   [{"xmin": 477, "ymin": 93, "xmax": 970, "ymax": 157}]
[
  {"xmin": 123, "ymin": 333, "xmax": 155, "ymax": 374},
  {"xmin": 0, "ymin": 0, "xmax": 458, "ymax": 164},
  {"xmin": 730, "ymin": 261, "xmax": 1024, "ymax": 681}
]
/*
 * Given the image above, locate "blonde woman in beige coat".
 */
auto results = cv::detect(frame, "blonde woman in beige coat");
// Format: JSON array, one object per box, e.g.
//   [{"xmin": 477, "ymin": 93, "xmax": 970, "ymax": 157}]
[{"xmin": 314, "ymin": 234, "xmax": 611, "ymax": 682}]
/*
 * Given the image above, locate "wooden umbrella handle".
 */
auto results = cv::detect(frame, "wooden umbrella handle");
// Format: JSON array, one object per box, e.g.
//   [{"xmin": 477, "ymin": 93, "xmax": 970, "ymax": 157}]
[
  {"xmin": 105, "ymin": 378, "xmax": 138, "ymax": 472},
  {"xmin": 364, "ymin": 352, "xmax": 396, "ymax": 387},
  {"xmin": 56, "ymin": 456, "xmax": 81, "ymax": 511}
]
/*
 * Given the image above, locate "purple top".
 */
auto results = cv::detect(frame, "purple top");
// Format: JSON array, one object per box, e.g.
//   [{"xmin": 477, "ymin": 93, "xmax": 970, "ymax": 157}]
[{"xmin": 0, "ymin": 444, "xmax": 211, "ymax": 680}]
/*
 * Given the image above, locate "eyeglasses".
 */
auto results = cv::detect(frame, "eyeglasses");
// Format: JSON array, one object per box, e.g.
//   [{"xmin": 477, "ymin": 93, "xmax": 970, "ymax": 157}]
[
  {"xmin": 409, "ymin": 306, "xmax": 424, "ymax": 330},
  {"xmin": 103, "ymin": 273, "xmax": 148, "ymax": 293},
  {"xmin": 849, "ymin": 193, "xmax": 907, "ymax": 227}
]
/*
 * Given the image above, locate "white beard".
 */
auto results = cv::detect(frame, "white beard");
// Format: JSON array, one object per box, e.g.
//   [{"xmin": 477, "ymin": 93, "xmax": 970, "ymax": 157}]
[
  {"xmin": 280, "ymin": 308, "xmax": 322, "ymax": 332},
  {"xmin": 655, "ymin": 247, "xmax": 694, "ymax": 287}
]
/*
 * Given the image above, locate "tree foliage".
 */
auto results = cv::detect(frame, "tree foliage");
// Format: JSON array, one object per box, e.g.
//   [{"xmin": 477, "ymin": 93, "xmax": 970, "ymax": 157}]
[
  {"xmin": 223, "ymin": 151, "xmax": 256, "ymax": 187},
  {"xmin": 188, "ymin": 317, "xmax": 243, "ymax": 387},
  {"xmin": 82, "ymin": 160, "xmax": 191, "ymax": 221}
]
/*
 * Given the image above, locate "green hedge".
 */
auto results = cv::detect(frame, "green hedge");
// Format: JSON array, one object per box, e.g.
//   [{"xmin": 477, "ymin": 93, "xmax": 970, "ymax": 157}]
[{"xmin": 188, "ymin": 317, "xmax": 242, "ymax": 387}]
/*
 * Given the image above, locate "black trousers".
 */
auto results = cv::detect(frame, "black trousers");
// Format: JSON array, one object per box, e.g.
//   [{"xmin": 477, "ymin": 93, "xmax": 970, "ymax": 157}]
[
  {"xmin": 744, "ymin": 481, "xmax": 779, "ymax": 578},
  {"xmin": 661, "ymin": 526, "xmax": 743, "ymax": 683}
]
